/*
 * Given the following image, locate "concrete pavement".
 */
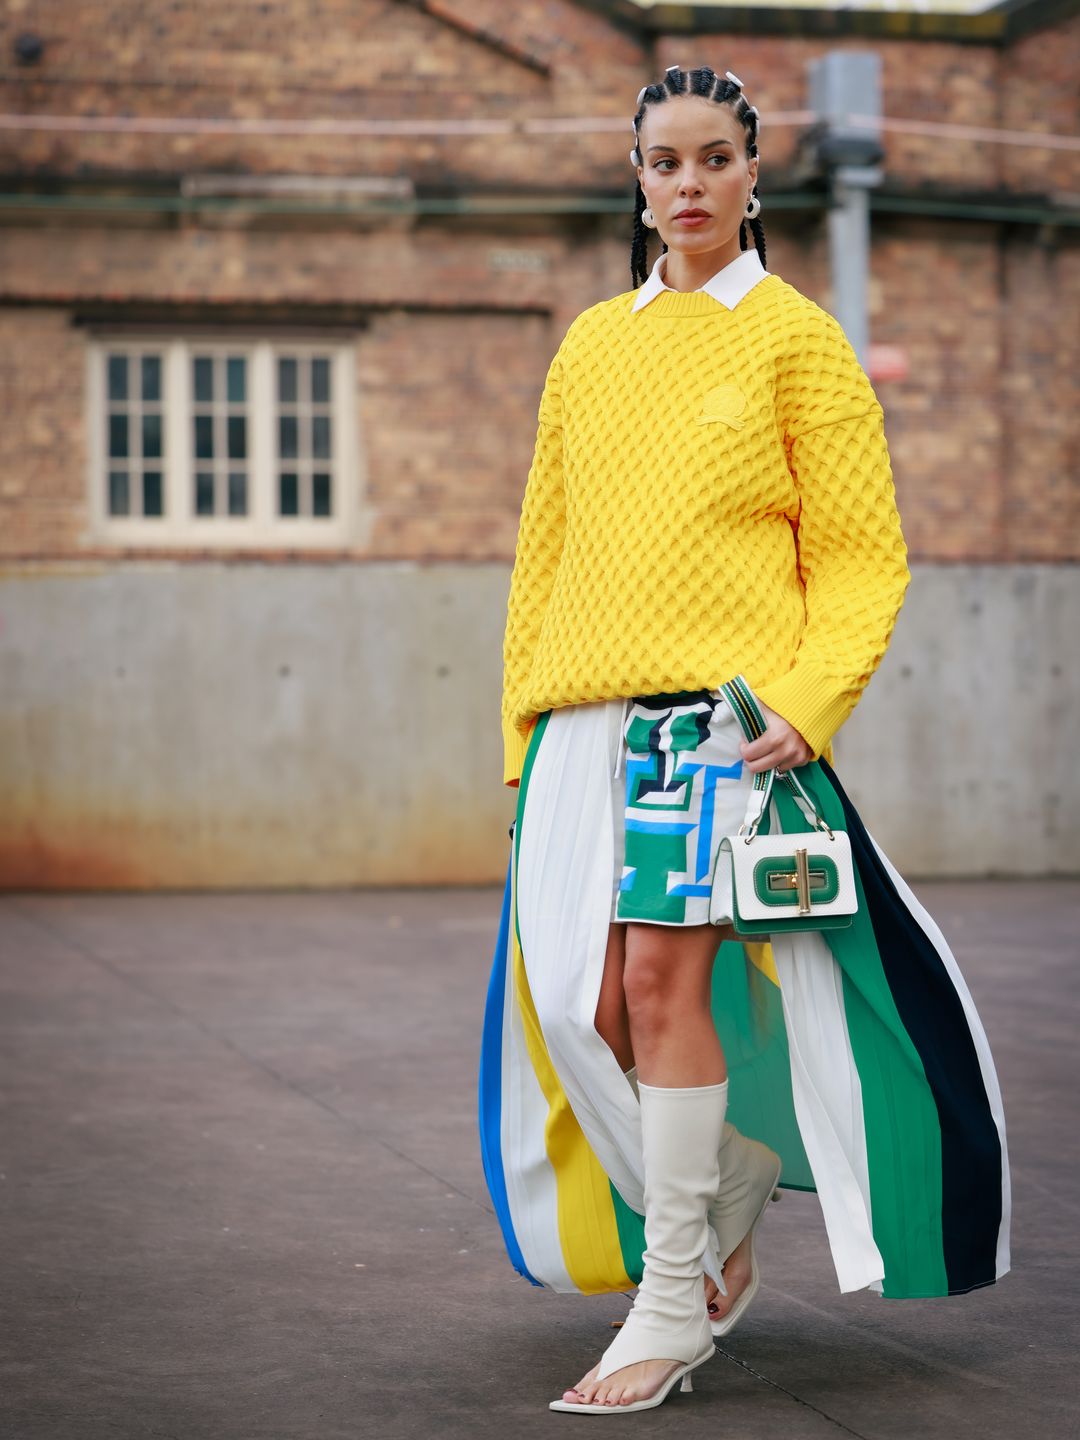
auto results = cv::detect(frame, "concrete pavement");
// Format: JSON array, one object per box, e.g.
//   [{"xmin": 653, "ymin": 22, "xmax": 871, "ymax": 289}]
[{"xmin": 0, "ymin": 881, "xmax": 1076, "ymax": 1439}]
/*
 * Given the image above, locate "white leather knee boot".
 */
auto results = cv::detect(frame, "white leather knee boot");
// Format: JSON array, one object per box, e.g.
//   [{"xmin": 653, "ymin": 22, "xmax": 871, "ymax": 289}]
[
  {"xmin": 622, "ymin": 1062, "xmax": 778, "ymax": 1333},
  {"xmin": 705, "ymin": 1124, "xmax": 782, "ymax": 1336},
  {"xmin": 623, "ymin": 1062, "xmax": 779, "ymax": 1339},
  {"xmin": 552, "ymin": 1080, "xmax": 726, "ymax": 1412},
  {"xmin": 707, "ymin": 1127, "xmax": 782, "ymax": 1267}
]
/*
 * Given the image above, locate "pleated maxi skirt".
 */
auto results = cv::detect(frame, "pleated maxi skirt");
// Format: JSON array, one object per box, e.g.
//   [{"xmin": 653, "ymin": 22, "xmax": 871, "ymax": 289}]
[{"xmin": 477, "ymin": 688, "xmax": 1011, "ymax": 1301}]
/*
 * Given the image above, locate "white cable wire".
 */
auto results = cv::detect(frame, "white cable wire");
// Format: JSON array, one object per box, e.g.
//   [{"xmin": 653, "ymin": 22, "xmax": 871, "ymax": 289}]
[{"xmin": 0, "ymin": 110, "xmax": 1077, "ymax": 150}]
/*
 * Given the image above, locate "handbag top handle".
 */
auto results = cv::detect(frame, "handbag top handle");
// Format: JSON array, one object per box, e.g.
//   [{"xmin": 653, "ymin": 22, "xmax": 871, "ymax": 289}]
[{"xmin": 717, "ymin": 676, "xmax": 833, "ymax": 840}]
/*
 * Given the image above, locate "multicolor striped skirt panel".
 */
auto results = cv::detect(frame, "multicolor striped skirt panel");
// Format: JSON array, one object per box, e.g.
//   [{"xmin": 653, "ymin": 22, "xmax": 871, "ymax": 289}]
[{"xmin": 477, "ymin": 688, "xmax": 1010, "ymax": 1300}]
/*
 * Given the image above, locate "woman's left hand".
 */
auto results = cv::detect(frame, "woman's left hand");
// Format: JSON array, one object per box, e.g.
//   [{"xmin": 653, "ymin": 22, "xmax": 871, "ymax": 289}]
[{"xmin": 738, "ymin": 700, "xmax": 814, "ymax": 775}]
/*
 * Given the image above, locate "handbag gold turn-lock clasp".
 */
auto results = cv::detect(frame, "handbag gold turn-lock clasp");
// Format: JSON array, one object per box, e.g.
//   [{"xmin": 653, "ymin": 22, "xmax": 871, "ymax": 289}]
[
  {"xmin": 794, "ymin": 847, "xmax": 811, "ymax": 913},
  {"xmin": 766, "ymin": 848, "xmax": 814, "ymax": 913}
]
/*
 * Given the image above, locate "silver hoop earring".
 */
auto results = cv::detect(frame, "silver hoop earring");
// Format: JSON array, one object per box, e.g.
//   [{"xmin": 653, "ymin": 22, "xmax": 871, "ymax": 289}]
[
  {"xmin": 641, "ymin": 206, "xmax": 657, "ymax": 229},
  {"xmin": 745, "ymin": 194, "xmax": 761, "ymax": 221}
]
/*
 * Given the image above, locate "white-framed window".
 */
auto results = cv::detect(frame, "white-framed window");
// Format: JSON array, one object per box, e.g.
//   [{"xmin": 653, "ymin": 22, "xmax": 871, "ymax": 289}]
[{"xmin": 86, "ymin": 335, "xmax": 365, "ymax": 547}]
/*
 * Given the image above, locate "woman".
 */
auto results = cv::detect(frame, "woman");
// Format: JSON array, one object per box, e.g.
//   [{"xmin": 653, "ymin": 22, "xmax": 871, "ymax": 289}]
[{"xmin": 478, "ymin": 64, "xmax": 1010, "ymax": 1416}]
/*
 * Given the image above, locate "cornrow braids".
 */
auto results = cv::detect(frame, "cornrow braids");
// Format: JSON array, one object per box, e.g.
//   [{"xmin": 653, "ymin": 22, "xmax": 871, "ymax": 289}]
[{"xmin": 629, "ymin": 63, "xmax": 765, "ymax": 288}]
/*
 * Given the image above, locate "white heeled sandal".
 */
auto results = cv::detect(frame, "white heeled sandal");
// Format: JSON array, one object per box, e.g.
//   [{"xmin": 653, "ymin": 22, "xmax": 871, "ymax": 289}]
[
  {"xmin": 550, "ymin": 1079, "xmax": 726, "ymax": 1415},
  {"xmin": 550, "ymin": 1349, "xmax": 714, "ymax": 1415}
]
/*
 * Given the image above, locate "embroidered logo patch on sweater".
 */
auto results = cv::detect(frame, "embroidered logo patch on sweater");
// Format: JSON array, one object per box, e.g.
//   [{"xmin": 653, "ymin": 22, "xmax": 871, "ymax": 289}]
[{"xmin": 697, "ymin": 384, "xmax": 747, "ymax": 429}]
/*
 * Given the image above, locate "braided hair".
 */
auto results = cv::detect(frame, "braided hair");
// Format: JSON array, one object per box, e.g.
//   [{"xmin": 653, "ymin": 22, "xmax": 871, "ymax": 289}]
[{"xmin": 630, "ymin": 64, "xmax": 765, "ymax": 288}]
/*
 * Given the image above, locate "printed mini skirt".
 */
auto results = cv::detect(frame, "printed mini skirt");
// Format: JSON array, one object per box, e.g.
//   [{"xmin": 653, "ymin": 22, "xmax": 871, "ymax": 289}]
[{"xmin": 609, "ymin": 687, "xmax": 755, "ymax": 927}]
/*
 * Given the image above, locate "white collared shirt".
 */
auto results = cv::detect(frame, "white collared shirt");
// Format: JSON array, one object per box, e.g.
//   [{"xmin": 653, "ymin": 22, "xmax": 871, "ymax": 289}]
[{"xmin": 631, "ymin": 246, "xmax": 769, "ymax": 314}]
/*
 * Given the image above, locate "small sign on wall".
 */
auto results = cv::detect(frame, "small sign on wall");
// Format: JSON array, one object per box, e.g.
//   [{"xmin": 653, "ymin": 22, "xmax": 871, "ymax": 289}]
[
  {"xmin": 867, "ymin": 343, "xmax": 909, "ymax": 383},
  {"xmin": 488, "ymin": 249, "xmax": 550, "ymax": 273}
]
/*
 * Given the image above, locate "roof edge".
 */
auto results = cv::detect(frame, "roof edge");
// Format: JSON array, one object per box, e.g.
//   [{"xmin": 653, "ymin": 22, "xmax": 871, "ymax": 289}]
[{"xmin": 570, "ymin": 0, "xmax": 1080, "ymax": 46}]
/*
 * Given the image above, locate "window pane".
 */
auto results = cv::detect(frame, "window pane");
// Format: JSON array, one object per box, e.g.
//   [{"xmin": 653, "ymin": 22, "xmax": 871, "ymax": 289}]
[
  {"xmin": 311, "ymin": 357, "xmax": 330, "ymax": 404},
  {"xmin": 143, "ymin": 472, "xmax": 163, "ymax": 517},
  {"xmin": 108, "ymin": 470, "xmax": 130, "ymax": 515},
  {"xmin": 312, "ymin": 472, "xmax": 332, "ymax": 517},
  {"xmin": 279, "ymin": 472, "xmax": 299, "ymax": 516},
  {"xmin": 107, "ymin": 354, "xmax": 128, "ymax": 402},
  {"xmin": 109, "ymin": 413, "xmax": 129, "ymax": 458},
  {"xmin": 226, "ymin": 356, "xmax": 246, "ymax": 405},
  {"xmin": 195, "ymin": 471, "xmax": 215, "ymax": 516},
  {"xmin": 227, "ymin": 415, "xmax": 246, "ymax": 460},
  {"xmin": 278, "ymin": 357, "xmax": 297, "ymax": 404},
  {"xmin": 312, "ymin": 415, "xmax": 331, "ymax": 460},
  {"xmin": 193, "ymin": 356, "xmax": 214, "ymax": 403},
  {"xmin": 142, "ymin": 412, "xmax": 162, "ymax": 459},
  {"xmin": 228, "ymin": 472, "xmax": 247, "ymax": 516},
  {"xmin": 194, "ymin": 414, "xmax": 214, "ymax": 459},
  {"xmin": 278, "ymin": 415, "xmax": 298, "ymax": 460},
  {"xmin": 141, "ymin": 355, "xmax": 161, "ymax": 402}
]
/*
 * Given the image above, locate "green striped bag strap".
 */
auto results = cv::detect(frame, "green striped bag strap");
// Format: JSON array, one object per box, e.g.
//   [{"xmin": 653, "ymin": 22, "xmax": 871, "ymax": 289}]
[{"xmin": 717, "ymin": 675, "xmax": 830, "ymax": 836}]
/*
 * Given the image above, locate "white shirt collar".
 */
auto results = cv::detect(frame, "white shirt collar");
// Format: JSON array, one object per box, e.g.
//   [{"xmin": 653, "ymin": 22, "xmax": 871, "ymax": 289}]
[{"xmin": 631, "ymin": 247, "xmax": 769, "ymax": 314}]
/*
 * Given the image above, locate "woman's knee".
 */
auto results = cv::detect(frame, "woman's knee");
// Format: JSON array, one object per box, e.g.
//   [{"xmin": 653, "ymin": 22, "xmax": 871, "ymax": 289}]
[
  {"xmin": 623, "ymin": 945, "xmax": 677, "ymax": 1028},
  {"xmin": 622, "ymin": 927, "xmax": 713, "ymax": 1027}
]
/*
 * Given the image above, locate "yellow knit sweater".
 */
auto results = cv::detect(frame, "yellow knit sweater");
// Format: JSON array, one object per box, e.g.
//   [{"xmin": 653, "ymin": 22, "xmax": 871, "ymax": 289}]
[{"xmin": 501, "ymin": 274, "xmax": 910, "ymax": 786}]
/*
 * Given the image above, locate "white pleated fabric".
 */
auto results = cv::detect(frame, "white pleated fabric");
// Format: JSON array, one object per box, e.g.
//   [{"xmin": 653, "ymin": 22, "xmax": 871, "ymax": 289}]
[
  {"xmin": 770, "ymin": 931, "xmax": 884, "ymax": 1292},
  {"xmin": 498, "ymin": 929, "xmax": 577, "ymax": 1293},
  {"xmin": 516, "ymin": 697, "xmax": 727, "ymax": 1287}
]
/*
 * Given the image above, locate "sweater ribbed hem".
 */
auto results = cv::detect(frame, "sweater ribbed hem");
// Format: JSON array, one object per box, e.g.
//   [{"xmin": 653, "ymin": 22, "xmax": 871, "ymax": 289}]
[
  {"xmin": 502, "ymin": 716, "xmax": 533, "ymax": 788},
  {"xmin": 752, "ymin": 663, "xmax": 855, "ymax": 763}
]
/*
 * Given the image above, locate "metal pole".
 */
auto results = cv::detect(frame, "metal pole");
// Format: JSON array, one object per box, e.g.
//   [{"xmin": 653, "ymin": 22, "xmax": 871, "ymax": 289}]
[
  {"xmin": 828, "ymin": 164, "xmax": 881, "ymax": 366},
  {"xmin": 808, "ymin": 53, "xmax": 884, "ymax": 365}
]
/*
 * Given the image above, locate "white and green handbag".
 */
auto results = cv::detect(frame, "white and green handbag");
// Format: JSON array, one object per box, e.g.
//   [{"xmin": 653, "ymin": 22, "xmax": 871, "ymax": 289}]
[{"xmin": 710, "ymin": 675, "xmax": 858, "ymax": 937}]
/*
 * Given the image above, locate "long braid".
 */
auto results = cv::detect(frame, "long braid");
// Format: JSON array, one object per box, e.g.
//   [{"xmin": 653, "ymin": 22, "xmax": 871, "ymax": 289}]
[
  {"xmin": 629, "ymin": 64, "xmax": 767, "ymax": 284},
  {"xmin": 631, "ymin": 179, "xmax": 650, "ymax": 288},
  {"xmin": 747, "ymin": 214, "xmax": 766, "ymax": 269}
]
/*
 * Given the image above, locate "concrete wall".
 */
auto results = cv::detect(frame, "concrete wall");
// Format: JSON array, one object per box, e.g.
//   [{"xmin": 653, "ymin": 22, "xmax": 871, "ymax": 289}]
[
  {"xmin": 0, "ymin": 562, "xmax": 514, "ymax": 889},
  {"xmin": 0, "ymin": 560, "xmax": 1076, "ymax": 888},
  {"xmin": 833, "ymin": 562, "xmax": 1079, "ymax": 876}
]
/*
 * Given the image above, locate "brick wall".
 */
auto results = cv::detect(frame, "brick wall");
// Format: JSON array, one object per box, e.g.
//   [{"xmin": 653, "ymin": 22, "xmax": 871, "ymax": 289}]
[
  {"xmin": 0, "ymin": 2, "xmax": 1077, "ymax": 565},
  {"xmin": 661, "ymin": 19, "xmax": 1080, "ymax": 193},
  {"xmin": 0, "ymin": 309, "xmax": 87, "ymax": 555},
  {"xmin": 2, "ymin": 220, "xmax": 1077, "ymax": 563},
  {"xmin": 0, "ymin": 0, "xmax": 646, "ymax": 186},
  {"xmin": 360, "ymin": 309, "xmax": 553, "ymax": 558},
  {"xmin": 1000, "ymin": 13, "xmax": 1080, "ymax": 193},
  {"xmin": 3, "ymin": 3, "xmax": 1076, "ymax": 192}
]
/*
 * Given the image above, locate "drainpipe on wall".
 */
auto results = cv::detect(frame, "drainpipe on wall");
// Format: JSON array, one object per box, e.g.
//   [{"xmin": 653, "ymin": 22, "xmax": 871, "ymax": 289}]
[{"xmin": 805, "ymin": 52, "xmax": 886, "ymax": 366}]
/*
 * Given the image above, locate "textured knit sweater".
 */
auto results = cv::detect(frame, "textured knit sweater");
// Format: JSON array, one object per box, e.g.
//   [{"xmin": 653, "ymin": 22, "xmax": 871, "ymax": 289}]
[{"xmin": 501, "ymin": 270, "xmax": 911, "ymax": 786}]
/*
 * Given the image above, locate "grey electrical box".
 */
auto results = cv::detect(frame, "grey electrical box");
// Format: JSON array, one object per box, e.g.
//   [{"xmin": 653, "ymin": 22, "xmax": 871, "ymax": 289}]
[{"xmin": 808, "ymin": 52, "xmax": 884, "ymax": 169}]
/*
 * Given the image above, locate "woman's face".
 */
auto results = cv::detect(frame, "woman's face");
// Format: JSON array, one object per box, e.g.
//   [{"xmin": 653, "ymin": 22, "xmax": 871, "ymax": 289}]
[{"xmin": 635, "ymin": 96, "xmax": 758, "ymax": 256}]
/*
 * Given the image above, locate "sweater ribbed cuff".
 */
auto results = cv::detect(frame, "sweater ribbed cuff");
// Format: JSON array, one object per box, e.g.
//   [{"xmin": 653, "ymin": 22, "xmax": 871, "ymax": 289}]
[
  {"xmin": 502, "ymin": 716, "xmax": 533, "ymax": 788},
  {"xmin": 752, "ymin": 663, "xmax": 855, "ymax": 763}
]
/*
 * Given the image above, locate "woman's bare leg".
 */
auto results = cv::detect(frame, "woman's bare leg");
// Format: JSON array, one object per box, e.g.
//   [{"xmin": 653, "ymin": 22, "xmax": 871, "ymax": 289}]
[
  {"xmin": 623, "ymin": 921, "xmax": 728, "ymax": 1086},
  {"xmin": 591, "ymin": 916, "xmax": 744, "ymax": 1304},
  {"xmin": 593, "ymin": 921, "xmax": 633, "ymax": 1071},
  {"xmin": 566, "ymin": 920, "xmax": 738, "ymax": 1407},
  {"xmin": 589, "ymin": 918, "xmax": 749, "ymax": 1324}
]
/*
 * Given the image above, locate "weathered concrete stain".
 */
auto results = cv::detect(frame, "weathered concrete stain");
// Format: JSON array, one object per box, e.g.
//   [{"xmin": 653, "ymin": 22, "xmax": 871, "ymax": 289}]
[
  {"xmin": 0, "ymin": 561, "xmax": 1077, "ymax": 888},
  {"xmin": 0, "ymin": 562, "xmax": 518, "ymax": 889}
]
